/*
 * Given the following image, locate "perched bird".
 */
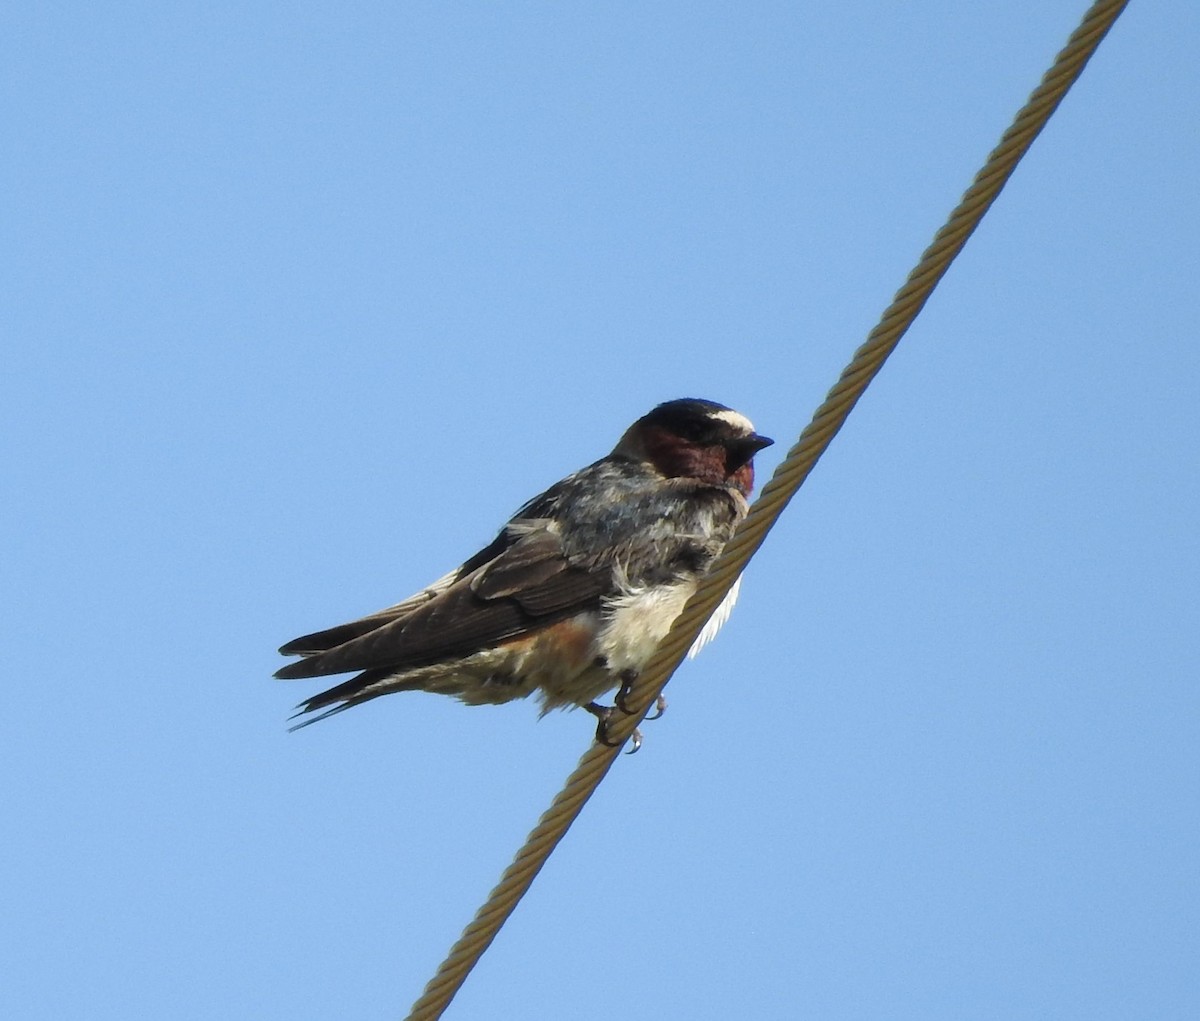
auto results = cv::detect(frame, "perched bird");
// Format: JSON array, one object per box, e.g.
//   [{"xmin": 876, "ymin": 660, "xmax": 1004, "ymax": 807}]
[{"xmin": 276, "ymin": 398, "xmax": 773, "ymax": 746}]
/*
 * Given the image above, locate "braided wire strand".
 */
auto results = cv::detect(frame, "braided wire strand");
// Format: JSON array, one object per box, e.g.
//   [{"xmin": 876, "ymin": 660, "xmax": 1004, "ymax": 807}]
[{"xmin": 405, "ymin": 2, "xmax": 1129, "ymax": 1016}]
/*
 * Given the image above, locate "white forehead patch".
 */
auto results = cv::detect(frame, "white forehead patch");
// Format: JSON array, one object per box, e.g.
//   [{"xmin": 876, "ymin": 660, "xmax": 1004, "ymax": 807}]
[{"xmin": 709, "ymin": 408, "xmax": 755, "ymax": 435}]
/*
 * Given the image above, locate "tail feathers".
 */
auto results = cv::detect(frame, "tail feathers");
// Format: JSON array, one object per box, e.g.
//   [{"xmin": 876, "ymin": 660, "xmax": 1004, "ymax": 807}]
[
  {"xmin": 286, "ymin": 668, "xmax": 396, "ymax": 730},
  {"xmin": 287, "ymin": 701, "xmax": 364, "ymax": 731}
]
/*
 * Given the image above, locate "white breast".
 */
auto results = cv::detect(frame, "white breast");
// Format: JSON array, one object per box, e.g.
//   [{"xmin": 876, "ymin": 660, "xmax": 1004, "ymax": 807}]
[{"xmin": 597, "ymin": 573, "xmax": 742, "ymax": 675}]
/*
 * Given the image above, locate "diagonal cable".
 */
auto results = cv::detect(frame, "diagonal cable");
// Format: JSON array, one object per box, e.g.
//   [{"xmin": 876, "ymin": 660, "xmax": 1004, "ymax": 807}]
[{"xmin": 404, "ymin": 2, "xmax": 1130, "ymax": 1017}]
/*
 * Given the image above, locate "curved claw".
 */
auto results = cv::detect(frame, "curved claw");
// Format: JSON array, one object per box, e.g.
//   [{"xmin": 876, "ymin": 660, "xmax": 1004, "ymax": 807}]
[
  {"xmin": 645, "ymin": 694, "xmax": 668, "ymax": 722},
  {"xmin": 586, "ymin": 702, "xmax": 619, "ymax": 747},
  {"xmin": 614, "ymin": 669, "xmax": 639, "ymax": 715},
  {"xmin": 586, "ymin": 701, "xmax": 643, "ymax": 752},
  {"xmin": 597, "ymin": 726, "xmax": 623, "ymax": 748}
]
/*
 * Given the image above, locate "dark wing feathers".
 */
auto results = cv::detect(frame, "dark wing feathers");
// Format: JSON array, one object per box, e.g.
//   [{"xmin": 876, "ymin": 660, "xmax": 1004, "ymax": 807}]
[
  {"xmin": 504, "ymin": 568, "xmax": 608, "ymax": 615},
  {"xmin": 278, "ymin": 618, "xmax": 397, "ymax": 657},
  {"xmin": 277, "ymin": 565, "xmax": 468, "ymax": 656},
  {"xmin": 275, "ymin": 526, "xmax": 609, "ymax": 681},
  {"xmin": 469, "ymin": 529, "xmax": 569, "ymax": 599}
]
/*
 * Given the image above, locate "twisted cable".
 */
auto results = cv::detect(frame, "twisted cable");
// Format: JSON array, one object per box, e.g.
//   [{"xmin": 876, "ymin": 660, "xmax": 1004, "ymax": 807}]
[{"xmin": 405, "ymin": 2, "xmax": 1129, "ymax": 1016}]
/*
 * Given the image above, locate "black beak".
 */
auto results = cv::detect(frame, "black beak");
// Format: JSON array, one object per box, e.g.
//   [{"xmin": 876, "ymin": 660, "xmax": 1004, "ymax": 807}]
[{"xmin": 727, "ymin": 433, "xmax": 774, "ymax": 470}]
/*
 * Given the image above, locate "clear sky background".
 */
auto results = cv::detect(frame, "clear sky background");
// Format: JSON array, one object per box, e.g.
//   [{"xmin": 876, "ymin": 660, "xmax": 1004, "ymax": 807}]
[{"xmin": 4, "ymin": 3, "xmax": 1197, "ymax": 1019}]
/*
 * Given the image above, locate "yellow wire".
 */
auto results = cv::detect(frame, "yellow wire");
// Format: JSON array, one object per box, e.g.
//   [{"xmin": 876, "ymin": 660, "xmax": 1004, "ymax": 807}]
[{"xmin": 405, "ymin": 2, "xmax": 1130, "ymax": 1016}]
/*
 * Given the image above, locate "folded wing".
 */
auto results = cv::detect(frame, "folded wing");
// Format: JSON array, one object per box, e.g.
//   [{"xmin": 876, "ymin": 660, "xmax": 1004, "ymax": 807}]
[{"xmin": 274, "ymin": 525, "xmax": 611, "ymax": 681}]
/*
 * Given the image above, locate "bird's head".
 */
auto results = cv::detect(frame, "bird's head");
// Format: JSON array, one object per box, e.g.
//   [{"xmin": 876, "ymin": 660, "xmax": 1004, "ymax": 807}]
[{"xmin": 613, "ymin": 398, "xmax": 774, "ymax": 496}]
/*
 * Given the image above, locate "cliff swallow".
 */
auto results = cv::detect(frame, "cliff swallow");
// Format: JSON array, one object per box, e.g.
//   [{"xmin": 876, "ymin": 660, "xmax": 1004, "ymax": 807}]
[{"xmin": 276, "ymin": 398, "xmax": 773, "ymax": 748}]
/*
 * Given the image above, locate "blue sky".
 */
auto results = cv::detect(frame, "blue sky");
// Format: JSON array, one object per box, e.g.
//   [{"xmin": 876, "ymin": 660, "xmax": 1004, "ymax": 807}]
[{"xmin": 4, "ymin": 3, "xmax": 1197, "ymax": 1018}]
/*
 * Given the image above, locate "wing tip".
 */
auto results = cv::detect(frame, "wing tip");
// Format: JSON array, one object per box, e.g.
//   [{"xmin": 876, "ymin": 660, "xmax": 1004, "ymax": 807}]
[{"xmin": 274, "ymin": 658, "xmax": 316, "ymax": 680}]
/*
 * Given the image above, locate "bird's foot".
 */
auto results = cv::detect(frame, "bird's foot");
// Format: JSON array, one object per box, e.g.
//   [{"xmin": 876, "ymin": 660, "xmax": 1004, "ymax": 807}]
[
  {"xmin": 646, "ymin": 694, "xmax": 667, "ymax": 721},
  {"xmin": 585, "ymin": 701, "xmax": 642, "ymax": 754}
]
